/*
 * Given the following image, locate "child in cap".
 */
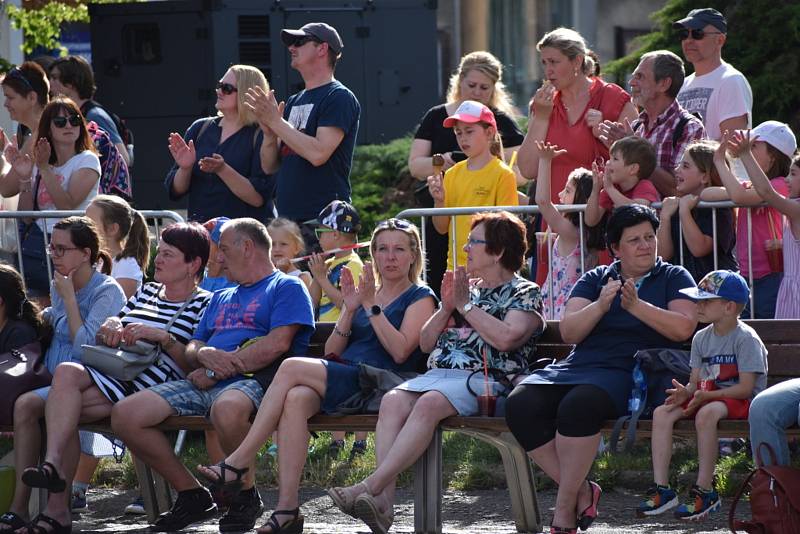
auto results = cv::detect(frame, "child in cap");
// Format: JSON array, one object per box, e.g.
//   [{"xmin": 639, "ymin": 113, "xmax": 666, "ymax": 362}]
[
  {"xmin": 200, "ymin": 217, "xmax": 237, "ymax": 292},
  {"xmin": 637, "ymin": 270, "xmax": 768, "ymax": 521},
  {"xmin": 585, "ymin": 135, "xmax": 660, "ymax": 228},
  {"xmin": 308, "ymin": 200, "xmax": 364, "ymax": 322},
  {"xmin": 701, "ymin": 121, "xmax": 798, "ymax": 318},
  {"xmin": 427, "ymin": 100, "xmax": 518, "ymax": 269}
]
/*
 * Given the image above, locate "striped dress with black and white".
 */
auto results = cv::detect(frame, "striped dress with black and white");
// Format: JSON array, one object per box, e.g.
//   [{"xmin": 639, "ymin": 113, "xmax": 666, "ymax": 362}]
[{"xmin": 87, "ymin": 282, "xmax": 211, "ymax": 404}]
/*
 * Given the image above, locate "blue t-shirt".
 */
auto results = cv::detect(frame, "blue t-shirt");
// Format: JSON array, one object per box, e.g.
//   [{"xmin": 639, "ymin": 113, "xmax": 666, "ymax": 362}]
[
  {"xmin": 193, "ymin": 270, "xmax": 315, "ymax": 356},
  {"xmin": 521, "ymin": 259, "xmax": 696, "ymax": 415},
  {"xmin": 199, "ymin": 273, "xmax": 237, "ymax": 293},
  {"xmin": 341, "ymin": 284, "xmax": 435, "ymax": 372},
  {"xmin": 164, "ymin": 117, "xmax": 276, "ymax": 223},
  {"xmin": 275, "ymin": 80, "xmax": 361, "ymax": 221}
]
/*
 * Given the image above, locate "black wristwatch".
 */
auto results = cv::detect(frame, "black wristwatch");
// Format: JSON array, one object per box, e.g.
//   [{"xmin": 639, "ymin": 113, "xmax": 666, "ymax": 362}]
[{"xmin": 366, "ymin": 304, "xmax": 383, "ymax": 318}]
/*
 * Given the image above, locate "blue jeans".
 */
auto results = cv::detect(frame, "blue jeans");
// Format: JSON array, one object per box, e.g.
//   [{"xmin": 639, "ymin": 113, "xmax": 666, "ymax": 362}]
[{"xmin": 749, "ymin": 378, "xmax": 800, "ymax": 465}]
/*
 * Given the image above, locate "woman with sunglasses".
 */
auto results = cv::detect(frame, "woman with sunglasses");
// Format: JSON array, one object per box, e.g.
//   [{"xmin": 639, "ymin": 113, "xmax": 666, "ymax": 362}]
[
  {"xmin": 1, "ymin": 216, "xmax": 126, "ymax": 534},
  {"xmin": 196, "ymin": 218, "xmax": 436, "ymax": 534},
  {"xmin": 329, "ymin": 211, "xmax": 544, "ymax": 534},
  {"xmin": 166, "ymin": 64, "xmax": 275, "ymax": 223},
  {"xmin": 1, "ymin": 97, "xmax": 101, "ymax": 300}
]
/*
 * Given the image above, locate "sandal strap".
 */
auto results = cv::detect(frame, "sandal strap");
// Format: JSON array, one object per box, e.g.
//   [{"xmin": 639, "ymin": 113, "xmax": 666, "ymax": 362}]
[
  {"xmin": 264, "ymin": 508, "xmax": 300, "ymax": 532},
  {"xmin": 215, "ymin": 461, "xmax": 248, "ymax": 484},
  {"xmin": 28, "ymin": 513, "xmax": 69, "ymax": 534}
]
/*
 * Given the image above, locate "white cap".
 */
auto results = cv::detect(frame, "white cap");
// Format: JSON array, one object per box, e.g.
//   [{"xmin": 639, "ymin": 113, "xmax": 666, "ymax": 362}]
[{"xmin": 751, "ymin": 121, "xmax": 797, "ymax": 159}]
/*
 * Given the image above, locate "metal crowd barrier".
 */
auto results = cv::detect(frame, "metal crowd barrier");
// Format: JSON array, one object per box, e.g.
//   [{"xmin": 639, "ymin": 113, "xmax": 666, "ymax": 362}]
[
  {"xmin": 0, "ymin": 209, "xmax": 184, "ymax": 291},
  {"xmin": 398, "ymin": 201, "xmax": 767, "ymax": 320}
]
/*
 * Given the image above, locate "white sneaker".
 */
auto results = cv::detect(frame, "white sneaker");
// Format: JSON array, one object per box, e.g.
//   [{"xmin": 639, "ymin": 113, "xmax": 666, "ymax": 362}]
[{"xmin": 124, "ymin": 496, "xmax": 146, "ymax": 515}]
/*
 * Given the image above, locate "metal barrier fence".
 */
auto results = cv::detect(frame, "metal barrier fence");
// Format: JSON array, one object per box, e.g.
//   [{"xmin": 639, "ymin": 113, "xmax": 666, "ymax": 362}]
[
  {"xmin": 0, "ymin": 210, "xmax": 184, "ymax": 291},
  {"xmin": 397, "ymin": 201, "xmax": 768, "ymax": 320}
]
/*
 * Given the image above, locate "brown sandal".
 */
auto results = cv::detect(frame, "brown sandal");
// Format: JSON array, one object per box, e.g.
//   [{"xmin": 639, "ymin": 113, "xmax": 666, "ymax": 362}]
[
  {"xmin": 256, "ymin": 508, "xmax": 303, "ymax": 534},
  {"xmin": 327, "ymin": 481, "xmax": 369, "ymax": 517}
]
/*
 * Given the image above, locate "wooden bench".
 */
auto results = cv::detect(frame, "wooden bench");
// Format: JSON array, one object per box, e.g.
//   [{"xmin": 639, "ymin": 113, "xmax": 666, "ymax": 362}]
[{"xmin": 6, "ymin": 320, "xmax": 800, "ymax": 534}]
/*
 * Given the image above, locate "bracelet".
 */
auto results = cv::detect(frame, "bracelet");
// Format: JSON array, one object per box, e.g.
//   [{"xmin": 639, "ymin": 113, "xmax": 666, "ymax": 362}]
[
  {"xmin": 334, "ymin": 326, "xmax": 351, "ymax": 338},
  {"xmin": 163, "ymin": 333, "xmax": 177, "ymax": 350}
]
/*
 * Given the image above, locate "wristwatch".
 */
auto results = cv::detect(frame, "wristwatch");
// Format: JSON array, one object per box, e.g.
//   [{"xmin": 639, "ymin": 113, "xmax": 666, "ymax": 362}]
[
  {"xmin": 205, "ymin": 368, "xmax": 216, "ymax": 379},
  {"xmin": 366, "ymin": 304, "xmax": 383, "ymax": 318},
  {"xmin": 461, "ymin": 302, "xmax": 474, "ymax": 315}
]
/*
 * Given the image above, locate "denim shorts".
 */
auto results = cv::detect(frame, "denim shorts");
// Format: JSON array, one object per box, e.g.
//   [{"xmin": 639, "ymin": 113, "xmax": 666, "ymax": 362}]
[{"xmin": 148, "ymin": 377, "xmax": 264, "ymax": 417}]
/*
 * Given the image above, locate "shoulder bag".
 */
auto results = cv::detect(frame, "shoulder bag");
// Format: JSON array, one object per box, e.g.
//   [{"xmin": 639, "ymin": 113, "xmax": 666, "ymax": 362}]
[{"xmin": 0, "ymin": 341, "xmax": 49, "ymax": 425}]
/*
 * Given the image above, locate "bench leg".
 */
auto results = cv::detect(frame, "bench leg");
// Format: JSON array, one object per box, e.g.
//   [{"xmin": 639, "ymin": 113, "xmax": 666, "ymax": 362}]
[
  {"xmin": 133, "ymin": 456, "xmax": 161, "ymax": 523},
  {"xmin": 462, "ymin": 430, "xmax": 541, "ymax": 533},
  {"xmin": 413, "ymin": 427, "xmax": 442, "ymax": 534}
]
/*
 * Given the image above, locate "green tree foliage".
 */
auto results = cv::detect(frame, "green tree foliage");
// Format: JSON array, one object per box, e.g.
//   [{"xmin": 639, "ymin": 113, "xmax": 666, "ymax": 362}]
[
  {"xmin": 5, "ymin": 0, "xmax": 137, "ymax": 58},
  {"xmin": 604, "ymin": 0, "xmax": 800, "ymax": 132}
]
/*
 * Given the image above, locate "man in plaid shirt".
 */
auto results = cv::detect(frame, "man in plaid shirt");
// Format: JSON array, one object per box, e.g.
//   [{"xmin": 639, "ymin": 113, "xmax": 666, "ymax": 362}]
[{"xmin": 599, "ymin": 50, "xmax": 705, "ymax": 198}]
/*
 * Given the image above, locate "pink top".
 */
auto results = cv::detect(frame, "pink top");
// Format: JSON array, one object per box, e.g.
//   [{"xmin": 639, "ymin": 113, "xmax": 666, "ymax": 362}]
[
  {"xmin": 537, "ymin": 77, "xmax": 631, "ymax": 204},
  {"xmin": 599, "ymin": 179, "xmax": 661, "ymax": 210},
  {"xmin": 738, "ymin": 177, "xmax": 789, "ymax": 278}
]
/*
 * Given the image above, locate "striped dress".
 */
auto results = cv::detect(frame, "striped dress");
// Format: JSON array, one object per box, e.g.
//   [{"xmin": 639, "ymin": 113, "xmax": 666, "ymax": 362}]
[{"xmin": 87, "ymin": 282, "xmax": 211, "ymax": 404}]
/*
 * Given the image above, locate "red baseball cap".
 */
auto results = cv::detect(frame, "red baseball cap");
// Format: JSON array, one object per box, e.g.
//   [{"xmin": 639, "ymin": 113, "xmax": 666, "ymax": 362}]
[{"xmin": 443, "ymin": 100, "xmax": 497, "ymax": 130}]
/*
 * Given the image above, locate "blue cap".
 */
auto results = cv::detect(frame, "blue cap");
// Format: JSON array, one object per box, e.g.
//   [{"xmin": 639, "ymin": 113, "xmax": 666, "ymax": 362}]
[
  {"xmin": 204, "ymin": 217, "xmax": 230, "ymax": 245},
  {"xmin": 679, "ymin": 270, "xmax": 750, "ymax": 304},
  {"xmin": 673, "ymin": 8, "xmax": 727, "ymax": 33}
]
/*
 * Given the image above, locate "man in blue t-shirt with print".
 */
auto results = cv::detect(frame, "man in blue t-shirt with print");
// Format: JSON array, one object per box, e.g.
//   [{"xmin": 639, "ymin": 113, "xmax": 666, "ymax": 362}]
[
  {"xmin": 245, "ymin": 22, "xmax": 361, "ymax": 247},
  {"xmin": 112, "ymin": 218, "xmax": 314, "ymax": 533}
]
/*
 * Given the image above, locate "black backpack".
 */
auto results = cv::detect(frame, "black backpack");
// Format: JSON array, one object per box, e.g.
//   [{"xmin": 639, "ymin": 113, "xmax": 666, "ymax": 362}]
[
  {"xmin": 81, "ymin": 100, "xmax": 134, "ymax": 159},
  {"xmin": 609, "ymin": 347, "xmax": 691, "ymax": 453}
]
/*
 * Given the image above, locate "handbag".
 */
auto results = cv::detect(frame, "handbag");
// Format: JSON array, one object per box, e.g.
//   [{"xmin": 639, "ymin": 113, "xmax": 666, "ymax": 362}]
[
  {"xmin": 0, "ymin": 341, "xmax": 49, "ymax": 426},
  {"xmin": 81, "ymin": 287, "xmax": 197, "ymax": 381}
]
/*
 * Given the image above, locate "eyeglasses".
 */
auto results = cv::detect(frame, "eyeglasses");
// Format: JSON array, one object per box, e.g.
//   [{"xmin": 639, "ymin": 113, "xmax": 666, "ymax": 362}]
[
  {"xmin": 292, "ymin": 36, "xmax": 321, "ymax": 47},
  {"xmin": 314, "ymin": 227, "xmax": 334, "ymax": 238},
  {"xmin": 375, "ymin": 218, "xmax": 413, "ymax": 231},
  {"xmin": 216, "ymin": 82, "xmax": 238, "ymax": 95},
  {"xmin": 465, "ymin": 237, "xmax": 488, "ymax": 247},
  {"xmin": 677, "ymin": 28, "xmax": 723, "ymax": 41},
  {"xmin": 5, "ymin": 67, "xmax": 34, "ymax": 92},
  {"xmin": 52, "ymin": 114, "xmax": 82, "ymax": 128},
  {"xmin": 46, "ymin": 244, "xmax": 80, "ymax": 257}
]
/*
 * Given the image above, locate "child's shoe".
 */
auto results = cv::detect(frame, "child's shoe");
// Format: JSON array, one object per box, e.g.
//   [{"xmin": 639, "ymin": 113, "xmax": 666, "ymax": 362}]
[
  {"xmin": 636, "ymin": 484, "xmax": 678, "ymax": 517},
  {"xmin": 349, "ymin": 439, "xmax": 367, "ymax": 460},
  {"xmin": 674, "ymin": 485, "xmax": 721, "ymax": 521}
]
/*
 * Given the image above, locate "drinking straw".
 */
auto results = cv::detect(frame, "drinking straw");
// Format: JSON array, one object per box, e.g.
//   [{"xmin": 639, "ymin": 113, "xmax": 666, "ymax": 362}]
[
  {"xmin": 290, "ymin": 242, "xmax": 371, "ymax": 263},
  {"xmin": 481, "ymin": 344, "xmax": 491, "ymax": 397}
]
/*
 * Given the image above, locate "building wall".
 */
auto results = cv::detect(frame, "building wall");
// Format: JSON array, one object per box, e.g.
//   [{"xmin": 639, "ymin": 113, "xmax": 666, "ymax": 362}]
[{"xmin": 0, "ymin": 0, "xmax": 24, "ymax": 134}]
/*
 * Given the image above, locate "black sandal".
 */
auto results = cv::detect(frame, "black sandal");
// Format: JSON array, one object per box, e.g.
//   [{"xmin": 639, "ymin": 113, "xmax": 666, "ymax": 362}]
[
  {"xmin": 24, "ymin": 513, "xmax": 71, "ymax": 534},
  {"xmin": 256, "ymin": 508, "xmax": 304, "ymax": 534},
  {"xmin": 21, "ymin": 462, "xmax": 66, "ymax": 493},
  {"xmin": 0, "ymin": 512, "xmax": 27, "ymax": 532},
  {"xmin": 197, "ymin": 461, "xmax": 248, "ymax": 501}
]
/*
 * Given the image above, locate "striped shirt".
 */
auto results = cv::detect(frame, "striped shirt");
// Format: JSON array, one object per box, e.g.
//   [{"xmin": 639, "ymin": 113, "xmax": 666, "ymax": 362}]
[
  {"xmin": 632, "ymin": 100, "xmax": 706, "ymax": 175},
  {"xmin": 87, "ymin": 282, "xmax": 211, "ymax": 404}
]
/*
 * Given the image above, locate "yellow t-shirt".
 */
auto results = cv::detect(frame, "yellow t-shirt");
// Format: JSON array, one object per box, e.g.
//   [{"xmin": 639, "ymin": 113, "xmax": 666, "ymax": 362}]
[
  {"xmin": 443, "ymin": 157, "xmax": 519, "ymax": 269},
  {"xmin": 318, "ymin": 251, "xmax": 364, "ymax": 321}
]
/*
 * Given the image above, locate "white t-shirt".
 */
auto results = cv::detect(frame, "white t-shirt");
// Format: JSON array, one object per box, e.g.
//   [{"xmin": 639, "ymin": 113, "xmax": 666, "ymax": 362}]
[
  {"xmin": 111, "ymin": 256, "xmax": 143, "ymax": 287},
  {"xmin": 34, "ymin": 150, "xmax": 101, "ymax": 233},
  {"xmin": 677, "ymin": 61, "xmax": 753, "ymax": 141}
]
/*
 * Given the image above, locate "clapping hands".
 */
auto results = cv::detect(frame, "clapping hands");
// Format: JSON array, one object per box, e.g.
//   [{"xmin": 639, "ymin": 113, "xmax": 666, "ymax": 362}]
[{"xmin": 168, "ymin": 133, "xmax": 196, "ymax": 169}]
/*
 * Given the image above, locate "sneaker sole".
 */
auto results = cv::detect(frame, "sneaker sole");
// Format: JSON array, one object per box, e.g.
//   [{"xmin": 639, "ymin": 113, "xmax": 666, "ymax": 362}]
[
  {"xmin": 676, "ymin": 498, "xmax": 721, "ymax": 521},
  {"xmin": 636, "ymin": 496, "xmax": 679, "ymax": 517}
]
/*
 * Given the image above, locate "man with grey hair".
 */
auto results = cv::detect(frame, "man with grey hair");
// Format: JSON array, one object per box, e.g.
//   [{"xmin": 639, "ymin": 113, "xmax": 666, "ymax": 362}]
[
  {"xmin": 112, "ymin": 217, "xmax": 315, "ymax": 533},
  {"xmin": 600, "ymin": 50, "xmax": 705, "ymax": 197}
]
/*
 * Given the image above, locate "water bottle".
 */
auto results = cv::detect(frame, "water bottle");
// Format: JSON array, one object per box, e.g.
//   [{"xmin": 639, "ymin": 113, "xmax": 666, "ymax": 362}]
[{"xmin": 628, "ymin": 364, "xmax": 646, "ymax": 413}]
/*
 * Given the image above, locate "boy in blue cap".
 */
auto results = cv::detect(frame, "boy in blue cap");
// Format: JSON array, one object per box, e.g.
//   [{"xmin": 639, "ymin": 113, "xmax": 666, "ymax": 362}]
[{"xmin": 637, "ymin": 270, "xmax": 767, "ymax": 520}]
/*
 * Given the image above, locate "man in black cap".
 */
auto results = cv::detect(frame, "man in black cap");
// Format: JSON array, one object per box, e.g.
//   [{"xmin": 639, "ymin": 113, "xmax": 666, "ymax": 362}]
[
  {"xmin": 245, "ymin": 22, "xmax": 361, "ymax": 247},
  {"xmin": 673, "ymin": 7, "xmax": 751, "ymax": 141}
]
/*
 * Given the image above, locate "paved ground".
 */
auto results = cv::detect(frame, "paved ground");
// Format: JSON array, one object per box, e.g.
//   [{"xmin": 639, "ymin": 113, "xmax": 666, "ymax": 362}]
[{"xmin": 71, "ymin": 485, "xmax": 748, "ymax": 533}]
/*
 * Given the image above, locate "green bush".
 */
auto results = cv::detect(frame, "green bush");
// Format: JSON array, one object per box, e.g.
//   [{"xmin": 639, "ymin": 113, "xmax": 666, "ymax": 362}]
[{"xmin": 604, "ymin": 0, "xmax": 800, "ymax": 133}]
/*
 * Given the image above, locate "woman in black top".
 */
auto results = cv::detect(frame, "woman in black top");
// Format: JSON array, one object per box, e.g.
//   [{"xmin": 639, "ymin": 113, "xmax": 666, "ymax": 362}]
[
  {"xmin": 408, "ymin": 51, "xmax": 524, "ymax": 295},
  {"xmin": 0, "ymin": 264, "xmax": 44, "ymax": 355}
]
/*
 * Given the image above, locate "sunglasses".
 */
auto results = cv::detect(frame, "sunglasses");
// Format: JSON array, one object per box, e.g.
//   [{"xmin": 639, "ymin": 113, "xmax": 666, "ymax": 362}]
[
  {"xmin": 6, "ymin": 67, "xmax": 34, "ymax": 92},
  {"xmin": 292, "ymin": 35, "xmax": 321, "ymax": 47},
  {"xmin": 52, "ymin": 114, "xmax": 82, "ymax": 128},
  {"xmin": 677, "ymin": 28, "xmax": 723, "ymax": 41},
  {"xmin": 314, "ymin": 227, "xmax": 334, "ymax": 238},
  {"xmin": 216, "ymin": 82, "xmax": 238, "ymax": 95},
  {"xmin": 376, "ymin": 218, "xmax": 414, "ymax": 231}
]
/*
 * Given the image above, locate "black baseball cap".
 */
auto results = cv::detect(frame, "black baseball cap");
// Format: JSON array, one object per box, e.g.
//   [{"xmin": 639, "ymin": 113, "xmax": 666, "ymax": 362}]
[
  {"xmin": 281, "ymin": 22, "xmax": 344, "ymax": 54},
  {"xmin": 308, "ymin": 200, "xmax": 361, "ymax": 234},
  {"xmin": 673, "ymin": 8, "xmax": 727, "ymax": 33}
]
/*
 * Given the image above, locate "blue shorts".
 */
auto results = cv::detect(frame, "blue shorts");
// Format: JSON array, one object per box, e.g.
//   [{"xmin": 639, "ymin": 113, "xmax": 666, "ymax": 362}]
[{"xmin": 148, "ymin": 377, "xmax": 264, "ymax": 417}]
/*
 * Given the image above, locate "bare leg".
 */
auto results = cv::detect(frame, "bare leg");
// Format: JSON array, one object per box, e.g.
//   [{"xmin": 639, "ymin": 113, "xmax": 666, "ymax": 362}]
[
  {"xmin": 363, "ymin": 391, "xmax": 456, "ymax": 513},
  {"xmin": 209, "ymin": 390, "xmax": 258, "ymax": 489},
  {"xmin": 275, "ymin": 386, "xmax": 320, "ymax": 510},
  {"xmin": 694, "ymin": 402, "xmax": 727, "ymax": 489},
  {"xmin": 551, "ymin": 433, "xmax": 600, "ymax": 529},
  {"xmin": 206, "ymin": 358, "xmax": 328, "ymax": 471},
  {"xmin": 6, "ymin": 392, "xmax": 45, "ymax": 521},
  {"xmin": 111, "ymin": 391, "xmax": 200, "ymax": 492},
  {"xmin": 372, "ymin": 390, "xmax": 418, "ymax": 507},
  {"xmin": 73, "ymin": 455, "xmax": 100, "ymax": 488},
  {"xmin": 205, "ymin": 430, "xmax": 225, "ymax": 464},
  {"xmin": 651, "ymin": 404, "xmax": 686, "ymax": 486}
]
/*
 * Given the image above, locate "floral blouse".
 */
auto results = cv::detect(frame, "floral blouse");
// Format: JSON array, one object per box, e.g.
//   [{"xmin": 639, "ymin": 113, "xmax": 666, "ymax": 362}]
[{"xmin": 428, "ymin": 275, "xmax": 544, "ymax": 373}]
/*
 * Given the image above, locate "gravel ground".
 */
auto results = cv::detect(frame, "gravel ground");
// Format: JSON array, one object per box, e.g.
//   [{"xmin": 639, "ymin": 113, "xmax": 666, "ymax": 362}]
[{"xmin": 70, "ymin": 485, "xmax": 749, "ymax": 533}]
